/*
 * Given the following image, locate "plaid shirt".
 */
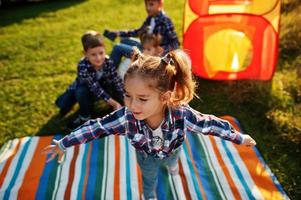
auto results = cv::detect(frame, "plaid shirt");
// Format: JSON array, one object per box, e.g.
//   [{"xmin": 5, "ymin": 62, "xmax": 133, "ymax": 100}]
[
  {"xmin": 68, "ymin": 57, "xmax": 124, "ymax": 102},
  {"xmin": 59, "ymin": 105, "xmax": 245, "ymax": 159},
  {"xmin": 119, "ymin": 11, "xmax": 179, "ymax": 54}
]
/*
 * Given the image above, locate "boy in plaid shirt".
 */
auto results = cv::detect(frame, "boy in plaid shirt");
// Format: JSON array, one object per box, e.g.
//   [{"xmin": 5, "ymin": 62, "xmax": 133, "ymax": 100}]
[
  {"xmin": 55, "ymin": 31, "xmax": 124, "ymax": 129},
  {"xmin": 106, "ymin": 0, "xmax": 179, "ymax": 66}
]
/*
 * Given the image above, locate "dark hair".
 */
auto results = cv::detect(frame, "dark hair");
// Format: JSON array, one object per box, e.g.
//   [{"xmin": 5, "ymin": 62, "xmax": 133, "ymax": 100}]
[
  {"xmin": 125, "ymin": 47, "xmax": 196, "ymax": 106},
  {"xmin": 81, "ymin": 30, "xmax": 104, "ymax": 51},
  {"xmin": 140, "ymin": 31, "xmax": 161, "ymax": 47}
]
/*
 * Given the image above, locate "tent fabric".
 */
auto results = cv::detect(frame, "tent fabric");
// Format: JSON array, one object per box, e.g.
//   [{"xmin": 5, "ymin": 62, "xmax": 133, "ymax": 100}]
[
  {"xmin": 0, "ymin": 116, "xmax": 288, "ymax": 199},
  {"xmin": 183, "ymin": 0, "xmax": 281, "ymax": 80}
]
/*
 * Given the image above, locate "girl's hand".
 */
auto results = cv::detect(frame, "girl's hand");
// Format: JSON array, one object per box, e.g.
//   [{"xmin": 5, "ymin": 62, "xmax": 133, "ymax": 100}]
[
  {"xmin": 241, "ymin": 135, "xmax": 256, "ymax": 147},
  {"xmin": 41, "ymin": 139, "xmax": 65, "ymax": 163}
]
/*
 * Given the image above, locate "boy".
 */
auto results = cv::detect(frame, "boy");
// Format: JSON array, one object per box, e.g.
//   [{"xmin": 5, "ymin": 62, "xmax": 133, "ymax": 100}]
[
  {"xmin": 106, "ymin": 0, "xmax": 179, "ymax": 66},
  {"xmin": 55, "ymin": 31, "xmax": 124, "ymax": 129}
]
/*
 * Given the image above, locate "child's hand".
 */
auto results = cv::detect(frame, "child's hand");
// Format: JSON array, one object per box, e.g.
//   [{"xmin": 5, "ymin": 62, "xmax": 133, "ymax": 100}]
[
  {"xmin": 241, "ymin": 134, "xmax": 256, "ymax": 147},
  {"xmin": 41, "ymin": 139, "xmax": 65, "ymax": 163}
]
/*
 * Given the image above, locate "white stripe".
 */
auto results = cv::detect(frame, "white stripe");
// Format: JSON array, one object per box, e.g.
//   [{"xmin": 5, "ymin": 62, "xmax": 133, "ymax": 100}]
[
  {"xmin": 0, "ymin": 137, "xmax": 30, "ymax": 199},
  {"xmin": 197, "ymin": 135, "xmax": 228, "ymax": 200},
  {"xmin": 128, "ymin": 139, "xmax": 140, "ymax": 200},
  {"xmin": 55, "ymin": 146, "xmax": 75, "ymax": 198},
  {"xmin": 170, "ymin": 173, "xmax": 186, "ymax": 200},
  {"xmin": 119, "ymin": 137, "xmax": 127, "ymax": 200},
  {"xmin": 9, "ymin": 137, "xmax": 38, "ymax": 200},
  {"xmin": 0, "ymin": 139, "xmax": 18, "ymax": 175},
  {"xmin": 101, "ymin": 137, "xmax": 108, "ymax": 200},
  {"xmin": 179, "ymin": 147, "xmax": 198, "ymax": 199},
  {"xmin": 224, "ymin": 141, "xmax": 264, "ymax": 199},
  {"xmin": 201, "ymin": 135, "xmax": 234, "ymax": 199},
  {"xmin": 70, "ymin": 144, "xmax": 86, "ymax": 199},
  {"xmin": 105, "ymin": 135, "xmax": 116, "ymax": 200},
  {"xmin": 214, "ymin": 138, "xmax": 249, "ymax": 199}
]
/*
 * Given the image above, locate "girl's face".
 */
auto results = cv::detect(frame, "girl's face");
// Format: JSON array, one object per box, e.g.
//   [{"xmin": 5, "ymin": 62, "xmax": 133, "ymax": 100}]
[
  {"xmin": 142, "ymin": 43, "xmax": 157, "ymax": 56},
  {"xmin": 124, "ymin": 75, "xmax": 169, "ymax": 126},
  {"xmin": 84, "ymin": 46, "xmax": 106, "ymax": 69}
]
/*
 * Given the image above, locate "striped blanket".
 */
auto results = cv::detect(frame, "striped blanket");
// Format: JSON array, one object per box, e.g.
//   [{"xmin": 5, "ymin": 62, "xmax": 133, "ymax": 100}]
[{"xmin": 0, "ymin": 116, "xmax": 288, "ymax": 200}]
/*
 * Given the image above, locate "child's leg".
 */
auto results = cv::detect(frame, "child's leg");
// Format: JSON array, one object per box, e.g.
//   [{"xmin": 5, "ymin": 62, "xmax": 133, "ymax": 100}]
[
  {"xmin": 55, "ymin": 89, "xmax": 76, "ymax": 116},
  {"xmin": 136, "ymin": 151, "xmax": 159, "ymax": 199},
  {"xmin": 75, "ymin": 86, "xmax": 94, "ymax": 119},
  {"xmin": 120, "ymin": 38, "xmax": 142, "ymax": 49},
  {"xmin": 110, "ymin": 43, "xmax": 134, "ymax": 67},
  {"xmin": 164, "ymin": 148, "xmax": 181, "ymax": 175}
]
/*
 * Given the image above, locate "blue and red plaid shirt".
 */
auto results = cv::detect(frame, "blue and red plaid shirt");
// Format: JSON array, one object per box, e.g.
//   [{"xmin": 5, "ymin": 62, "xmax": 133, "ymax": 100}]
[
  {"xmin": 59, "ymin": 105, "xmax": 245, "ymax": 159},
  {"xmin": 68, "ymin": 57, "xmax": 124, "ymax": 102},
  {"xmin": 119, "ymin": 11, "xmax": 179, "ymax": 54}
]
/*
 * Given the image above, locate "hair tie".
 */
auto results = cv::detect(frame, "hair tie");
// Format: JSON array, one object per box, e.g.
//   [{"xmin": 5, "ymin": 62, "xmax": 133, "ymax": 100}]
[{"xmin": 161, "ymin": 54, "xmax": 174, "ymax": 66}]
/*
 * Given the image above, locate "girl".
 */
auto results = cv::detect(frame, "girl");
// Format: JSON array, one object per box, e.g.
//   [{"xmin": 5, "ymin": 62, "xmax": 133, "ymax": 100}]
[
  {"xmin": 118, "ymin": 32, "xmax": 163, "ymax": 79},
  {"xmin": 42, "ymin": 48, "xmax": 256, "ymax": 200}
]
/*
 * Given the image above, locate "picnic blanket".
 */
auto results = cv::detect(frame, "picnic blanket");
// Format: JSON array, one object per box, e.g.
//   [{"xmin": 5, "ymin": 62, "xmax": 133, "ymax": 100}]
[{"xmin": 0, "ymin": 116, "xmax": 289, "ymax": 200}]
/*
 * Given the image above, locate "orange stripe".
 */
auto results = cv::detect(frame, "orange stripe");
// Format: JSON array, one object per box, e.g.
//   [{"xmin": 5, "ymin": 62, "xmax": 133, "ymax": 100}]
[
  {"xmin": 184, "ymin": 139, "xmax": 207, "ymax": 200},
  {"xmin": 208, "ymin": 136, "xmax": 242, "ymax": 199},
  {"xmin": 17, "ymin": 136, "xmax": 54, "ymax": 200},
  {"xmin": 0, "ymin": 139, "xmax": 21, "ymax": 188},
  {"xmin": 224, "ymin": 116, "xmax": 285, "ymax": 200},
  {"xmin": 82, "ymin": 144, "xmax": 92, "ymax": 199},
  {"xmin": 136, "ymin": 158, "xmax": 143, "ymax": 198},
  {"xmin": 179, "ymin": 160, "xmax": 192, "ymax": 200},
  {"xmin": 114, "ymin": 136, "xmax": 120, "ymax": 200},
  {"xmin": 64, "ymin": 145, "xmax": 79, "ymax": 200}
]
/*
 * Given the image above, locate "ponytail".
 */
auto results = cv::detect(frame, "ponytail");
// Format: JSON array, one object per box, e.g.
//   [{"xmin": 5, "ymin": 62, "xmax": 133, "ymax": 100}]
[{"xmin": 124, "ymin": 48, "xmax": 196, "ymax": 107}]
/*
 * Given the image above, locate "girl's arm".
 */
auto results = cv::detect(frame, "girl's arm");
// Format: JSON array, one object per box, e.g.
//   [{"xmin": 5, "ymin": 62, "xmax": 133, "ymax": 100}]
[
  {"xmin": 184, "ymin": 106, "xmax": 256, "ymax": 146},
  {"xmin": 42, "ymin": 107, "xmax": 127, "ymax": 162}
]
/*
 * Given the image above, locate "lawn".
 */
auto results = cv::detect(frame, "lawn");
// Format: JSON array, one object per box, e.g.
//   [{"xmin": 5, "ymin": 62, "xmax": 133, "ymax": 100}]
[{"xmin": 0, "ymin": 0, "xmax": 300, "ymax": 198}]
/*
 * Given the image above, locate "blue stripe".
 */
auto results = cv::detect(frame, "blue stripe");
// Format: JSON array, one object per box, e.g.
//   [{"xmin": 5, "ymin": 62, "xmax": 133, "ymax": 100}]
[
  {"xmin": 77, "ymin": 144, "xmax": 90, "ymax": 200},
  {"xmin": 182, "ymin": 141, "xmax": 203, "ymax": 200},
  {"xmin": 85, "ymin": 140, "xmax": 100, "ymax": 199},
  {"xmin": 221, "ymin": 139, "xmax": 255, "ymax": 200},
  {"xmin": 36, "ymin": 135, "xmax": 60, "ymax": 200},
  {"xmin": 187, "ymin": 133, "xmax": 214, "ymax": 199},
  {"xmin": 125, "ymin": 138, "xmax": 132, "ymax": 200},
  {"xmin": 4, "ymin": 138, "xmax": 31, "ymax": 200}
]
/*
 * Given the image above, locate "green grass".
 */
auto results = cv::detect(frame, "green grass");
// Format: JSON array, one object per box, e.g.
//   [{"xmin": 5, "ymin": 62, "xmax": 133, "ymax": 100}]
[{"xmin": 0, "ymin": 0, "xmax": 300, "ymax": 198}]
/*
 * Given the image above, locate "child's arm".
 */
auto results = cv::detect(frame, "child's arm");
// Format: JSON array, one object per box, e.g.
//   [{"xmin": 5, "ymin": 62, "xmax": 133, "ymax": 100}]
[
  {"xmin": 107, "ymin": 98, "xmax": 122, "ymax": 110},
  {"xmin": 184, "ymin": 106, "xmax": 256, "ymax": 146},
  {"xmin": 42, "ymin": 108, "xmax": 127, "ymax": 163}
]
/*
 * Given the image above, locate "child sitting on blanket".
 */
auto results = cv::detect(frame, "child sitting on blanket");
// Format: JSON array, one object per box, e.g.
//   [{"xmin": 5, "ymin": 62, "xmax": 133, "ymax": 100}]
[
  {"xmin": 105, "ymin": 0, "xmax": 179, "ymax": 67},
  {"xmin": 55, "ymin": 31, "xmax": 124, "ymax": 129},
  {"xmin": 43, "ymin": 48, "xmax": 256, "ymax": 200}
]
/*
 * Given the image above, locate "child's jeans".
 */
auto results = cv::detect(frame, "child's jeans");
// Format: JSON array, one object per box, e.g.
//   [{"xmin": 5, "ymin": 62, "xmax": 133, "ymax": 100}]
[
  {"xmin": 55, "ymin": 82, "xmax": 124, "ymax": 118},
  {"xmin": 136, "ymin": 148, "xmax": 181, "ymax": 199},
  {"xmin": 110, "ymin": 37, "xmax": 142, "ymax": 67}
]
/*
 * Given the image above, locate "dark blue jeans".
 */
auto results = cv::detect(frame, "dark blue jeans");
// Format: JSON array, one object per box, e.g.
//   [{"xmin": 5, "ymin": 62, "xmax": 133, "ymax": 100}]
[
  {"xmin": 55, "ymin": 83, "xmax": 124, "ymax": 118},
  {"xmin": 55, "ymin": 85, "xmax": 94, "ymax": 118},
  {"xmin": 110, "ymin": 38, "xmax": 142, "ymax": 67}
]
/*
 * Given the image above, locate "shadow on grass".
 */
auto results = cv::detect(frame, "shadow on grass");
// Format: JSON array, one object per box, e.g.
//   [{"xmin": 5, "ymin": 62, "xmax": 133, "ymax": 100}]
[
  {"xmin": 36, "ymin": 102, "xmax": 113, "ymax": 137},
  {"xmin": 0, "ymin": 0, "xmax": 86, "ymax": 27}
]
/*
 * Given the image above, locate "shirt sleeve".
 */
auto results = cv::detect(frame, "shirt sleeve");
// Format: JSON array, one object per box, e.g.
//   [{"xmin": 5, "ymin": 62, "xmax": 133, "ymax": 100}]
[
  {"xmin": 119, "ymin": 18, "xmax": 148, "ymax": 38},
  {"xmin": 184, "ymin": 106, "xmax": 244, "ymax": 144},
  {"xmin": 160, "ymin": 18, "xmax": 179, "ymax": 54},
  {"xmin": 77, "ymin": 63, "xmax": 111, "ymax": 101},
  {"xmin": 59, "ymin": 107, "xmax": 127, "ymax": 150}
]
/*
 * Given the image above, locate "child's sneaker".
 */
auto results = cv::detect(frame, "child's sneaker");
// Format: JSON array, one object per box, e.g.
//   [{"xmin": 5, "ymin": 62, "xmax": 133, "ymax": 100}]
[
  {"xmin": 67, "ymin": 116, "xmax": 89, "ymax": 130},
  {"xmin": 167, "ymin": 163, "xmax": 179, "ymax": 176}
]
